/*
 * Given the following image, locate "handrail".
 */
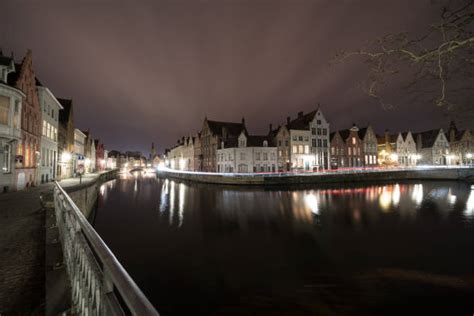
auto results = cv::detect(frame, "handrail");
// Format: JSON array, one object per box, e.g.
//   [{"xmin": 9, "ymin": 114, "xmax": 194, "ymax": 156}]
[{"xmin": 54, "ymin": 181, "xmax": 159, "ymax": 315}]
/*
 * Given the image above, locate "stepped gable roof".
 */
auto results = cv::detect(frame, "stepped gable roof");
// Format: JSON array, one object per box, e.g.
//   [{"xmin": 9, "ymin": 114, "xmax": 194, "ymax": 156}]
[
  {"xmin": 446, "ymin": 129, "xmax": 468, "ymax": 142},
  {"xmin": 401, "ymin": 132, "xmax": 410, "ymax": 141},
  {"xmin": 94, "ymin": 139, "xmax": 100, "ymax": 147},
  {"xmin": 413, "ymin": 129, "xmax": 441, "ymax": 148},
  {"xmin": 287, "ymin": 110, "xmax": 317, "ymax": 131},
  {"xmin": 207, "ymin": 120, "xmax": 244, "ymax": 137},
  {"xmin": 338, "ymin": 129, "xmax": 352, "ymax": 141},
  {"xmin": 357, "ymin": 127, "xmax": 370, "ymax": 140},
  {"xmin": 58, "ymin": 98, "xmax": 72, "ymax": 123},
  {"xmin": 329, "ymin": 131, "xmax": 338, "ymax": 142}
]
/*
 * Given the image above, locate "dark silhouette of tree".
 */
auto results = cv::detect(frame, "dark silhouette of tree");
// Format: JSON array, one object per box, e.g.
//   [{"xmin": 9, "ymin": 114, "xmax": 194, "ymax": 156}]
[{"xmin": 334, "ymin": 0, "xmax": 473, "ymax": 118}]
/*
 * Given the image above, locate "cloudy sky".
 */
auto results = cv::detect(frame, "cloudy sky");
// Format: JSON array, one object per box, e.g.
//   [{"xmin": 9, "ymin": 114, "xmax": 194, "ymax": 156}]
[{"xmin": 0, "ymin": 0, "xmax": 460, "ymax": 154}]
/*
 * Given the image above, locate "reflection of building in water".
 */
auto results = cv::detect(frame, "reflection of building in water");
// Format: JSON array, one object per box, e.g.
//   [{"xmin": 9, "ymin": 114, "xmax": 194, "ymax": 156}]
[
  {"xmin": 411, "ymin": 184, "xmax": 423, "ymax": 206},
  {"xmin": 465, "ymin": 185, "xmax": 474, "ymax": 216}
]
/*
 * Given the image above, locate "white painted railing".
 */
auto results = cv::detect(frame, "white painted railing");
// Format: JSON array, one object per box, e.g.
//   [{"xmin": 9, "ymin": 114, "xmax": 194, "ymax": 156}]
[{"xmin": 53, "ymin": 182, "xmax": 159, "ymax": 315}]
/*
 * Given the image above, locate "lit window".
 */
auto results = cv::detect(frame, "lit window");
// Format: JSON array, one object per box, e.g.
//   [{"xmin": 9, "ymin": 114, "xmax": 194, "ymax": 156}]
[
  {"xmin": 304, "ymin": 145, "xmax": 309, "ymax": 154},
  {"xmin": 292, "ymin": 145, "xmax": 297, "ymax": 154},
  {"xmin": 0, "ymin": 96, "xmax": 10, "ymax": 125}
]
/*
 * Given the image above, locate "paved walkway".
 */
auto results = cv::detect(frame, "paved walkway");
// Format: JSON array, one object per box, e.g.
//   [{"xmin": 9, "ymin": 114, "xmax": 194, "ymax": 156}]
[
  {"xmin": 0, "ymin": 173, "xmax": 104, "ymax": 314},
  {"xmin": 0, "ymin": 183, "xmax": 52, "ymax": 314}
]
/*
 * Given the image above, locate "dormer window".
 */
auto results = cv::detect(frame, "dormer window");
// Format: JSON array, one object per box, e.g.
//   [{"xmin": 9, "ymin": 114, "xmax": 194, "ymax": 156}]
[
  {"xmin": 263, "ymin": 140, "xmax": 268, "ymax": 147},
  {"xmin": 239, "ymin": 139, "xmax": 246, "ymax": 147}
]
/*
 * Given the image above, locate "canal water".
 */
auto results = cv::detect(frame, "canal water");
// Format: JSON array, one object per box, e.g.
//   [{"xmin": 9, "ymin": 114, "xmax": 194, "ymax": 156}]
[{"xmin": 92, "ymin": 172, "xmax": 474, "ymax": 315}]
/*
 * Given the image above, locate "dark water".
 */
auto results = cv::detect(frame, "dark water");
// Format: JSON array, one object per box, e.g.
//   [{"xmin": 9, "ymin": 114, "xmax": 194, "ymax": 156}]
[{"xmin": 93, "ymin": 172, "xmax": 474, "ymax": 315}]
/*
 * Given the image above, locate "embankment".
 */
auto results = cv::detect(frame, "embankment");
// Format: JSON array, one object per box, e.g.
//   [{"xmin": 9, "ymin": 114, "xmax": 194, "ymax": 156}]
[{"xmin": 157, "ymin": 167, "xmax": 474, "ymax": 186}]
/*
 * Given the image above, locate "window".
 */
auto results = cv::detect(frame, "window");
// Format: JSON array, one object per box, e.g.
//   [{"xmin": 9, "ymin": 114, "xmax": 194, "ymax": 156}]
[
  {"xmin": 304, "ymin": 145, "xmax": 309, "ymax": 154},
  {"xmin": 279, "ymin": 150, "xmax": 282, "ymax": 157},
  {"xmin": 263, "ymin": 153, "xmax": 268, "ymax": 160},
  {"xmin": 331, "ymin": 147, "xmax": 335, "ymax": 155},
  {"xmin": 285, "ymin": 140, "xmax": 288, "ymax": 146},
  {"xmin": 318, "ymin": 139, "xmax": 322, "ymax": 147},
  {"xmin": 317, "ymin": 128, "xmax": 321, "ymax": 135},
  {"xmin": 323, "ymin": 129, "xmax": 327, "ymax": 135},
  {"xmin": 271, "ymin": 152, "xmax": 275, "ymax": 160},
  {"xmin": 256, "ymin": 152, "xmax": 261, "ymax": 160},
  {"xmin": 357, "ymin": 148, "xmax": 361, "ymax": 155},
  {"xmin": 292, "ymin": 145, "xmax": 297, "ymax": 154},
  {"xmin": 304, "ymin": 136, "xmax": 309, "ymax": 142},
  {"xmin": 278, "ymin": 140, "xmax": 282, "ymax": 146},
  {"xmin": 311, "ymin": 128, "xmax": 316, "ymax": 135},
  {"xmin": 263, "ymin": 140, "xmax": 268, "ymax": 147},
  {"xmin": 323, "ymin": 140, "xmax": 327, "ymax": 147},
  {"xmin": 292, "ymin": 136, "xmax": 297, "ymax": 141},
  {"xmin": 0, "ymin": 96, "xmax": 9, "ymax": 125},
  {"xmin": 3, "ymin": 144, "xmax": 11, "ymax": 173},
  {"xmin": 43, "ymin": 120, "xmax": 47, "ymax": 136},
  {"xmin": 298, "ymin": 136, "xmax": 303, "ymax": 141},
  {"xmin": 240, "ymin": 152, "xmax": 246, "ymax": 160},
  {"xmin": 317, "ymin": 120, "xmax": 321, "ymax": 124},
  {"xmin": 352, "ymin": 137, "xmax": 356, "ymax": 145},
  {"xmin": 13, "ymin": 100, "xmax": 20, "ymax": 128},
  {"xmin": 312, "ymin": 139, "xmax": 317, "ymax": 147},
  {"xmin": 348, "ymin": 147, "xmax": 352, "ymax": 155}
]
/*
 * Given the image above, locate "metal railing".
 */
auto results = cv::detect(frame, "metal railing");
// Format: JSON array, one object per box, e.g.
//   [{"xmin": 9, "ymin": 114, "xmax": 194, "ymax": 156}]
[{"xmin": 53, "ymin": 181, "xmax": 159, "ymax": 315}]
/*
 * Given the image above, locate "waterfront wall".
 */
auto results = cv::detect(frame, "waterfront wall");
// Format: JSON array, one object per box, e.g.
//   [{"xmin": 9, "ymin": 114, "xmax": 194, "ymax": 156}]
[
  {"xmin": 158, "ymin": 167, "xmax": 474, "ymax": 186},
  {"xmin": 62, "ymin": 170, "xmax": 117, "ymax": 217}
]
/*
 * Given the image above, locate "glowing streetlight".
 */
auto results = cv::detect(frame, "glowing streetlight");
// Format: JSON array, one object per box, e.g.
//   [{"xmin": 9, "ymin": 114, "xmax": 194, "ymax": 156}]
[{"xmin": 61, "ymin": 152, "xmax": 72, "ymax": 163}]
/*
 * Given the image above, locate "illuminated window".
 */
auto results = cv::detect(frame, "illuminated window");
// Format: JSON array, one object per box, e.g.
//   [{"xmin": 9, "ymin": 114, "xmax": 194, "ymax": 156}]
[
  {"xmin": 352, "ymin": 137, "xmax": 356, "ymax": 145},
  {"xmin": 0, "ymin": 96, "xmax": 9, "ymax": 125},
  {"xmin": 3, "ymin": 144, "xmax": 11, "ymax": 173},
  {"xmin": 299, "ymin": 145, "xmax": 304, "ymax": 153},
  {"xmin": 304, "ymin": 145, "xmax": 309, "ymax": 154},
  {"xmin": 292, "ymin": 145, "xmax": 297, "ymax": 154},
  {"xmin": 348, "ymin": 147, "xmax": 352, "ymax": 155}
]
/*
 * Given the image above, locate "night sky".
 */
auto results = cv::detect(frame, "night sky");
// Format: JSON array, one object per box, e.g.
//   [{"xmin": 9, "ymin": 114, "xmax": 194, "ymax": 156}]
[{"xmin": 0, "ymin": 0, "xmax": 460, "ymax": 155}]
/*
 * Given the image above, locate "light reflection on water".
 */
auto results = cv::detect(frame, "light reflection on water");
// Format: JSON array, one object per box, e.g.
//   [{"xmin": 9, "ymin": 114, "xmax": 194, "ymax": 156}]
[{"xmin": 94, "ymin": 174, "xmax": 474, "ymax": 315}]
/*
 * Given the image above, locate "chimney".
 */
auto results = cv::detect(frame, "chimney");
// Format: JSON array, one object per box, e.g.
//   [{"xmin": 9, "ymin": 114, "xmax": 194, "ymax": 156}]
[
  {"xmin": 286, "ymin": 116, "xmax": 290, "ymax": 125},
  {"xmin": 298, "ymin": 111, "xmax": 304, "ymax": 118},
  {"xmin": 222, "ymin": 126, "xmax": 228, "ymax": 139},
  {"xmin": 449, "ymin": 121, "xmax": 456, "ymax": 142},
  {"xmin": 269, "ymin": 123, "xmax": 273, "ymax": 133},
  {"xmin": 241, "ymin": 117, "xmax": 245, "ymax": 126}
]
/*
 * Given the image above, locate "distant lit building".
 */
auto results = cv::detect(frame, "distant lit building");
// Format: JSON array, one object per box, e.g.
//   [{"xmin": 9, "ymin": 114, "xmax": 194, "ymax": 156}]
[
  {"xmin": 0, "ymin": 52, "xmax": 24, "ymax": 192},
  {"xmin": 57, "ymin": 98, "xmax": 74, "ymax": 179},
  {"xmin": 414, "ymin": 128, "xmax": 451, "ymax": 165},
  {"xmin": 73, "ymin": 128, "xmax": 86, "ymax": 175},
  {"xmin": 167, "ymin": 136, "xmax": 195, "ymax": 171},
  {"xmin": 358, "ymin": 125, "xmax": 378, "ymax": 167},
  {"xmin": 199, "ymin": 117, "xmax": 245, "ymax": 172},
  {"xmin": 446, "ymin": 121, "xmax": 473, "ymax": 165},
  {"xmin": 37, "ymin": 83, "xmax": 62, "ymax": 183},
  {"xmin": 330, "ymin": 124, "xmax": 363, "ymax": 168},
  {"xmin": 217, "ymin": 129, "xmax": 277, "ymax": 173}
]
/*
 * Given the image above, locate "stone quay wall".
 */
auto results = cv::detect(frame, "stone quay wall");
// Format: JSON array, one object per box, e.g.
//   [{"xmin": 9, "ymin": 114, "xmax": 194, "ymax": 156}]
[{"xmin": 157, "ymin": 167, "xmax": 474, "ymax": 186}]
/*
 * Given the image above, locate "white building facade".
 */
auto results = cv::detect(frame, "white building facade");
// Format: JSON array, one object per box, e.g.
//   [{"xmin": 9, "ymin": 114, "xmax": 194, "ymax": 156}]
[
  {"xmin": 0, "ymin": 56, "xmax": 24, "ymax": 192},
  {"xmin": 73, "ymin": 128, "xmax": 86, "ymax": 175},
  {"xmin": 309, "ymin": 109, "xmax": 330, "ymax": 169},
  {"xmin": 37, "ymin": 86, "xmax": 62, "ymax": 183},
  {"xmin": 289, "ymin": 129, "xmax": 312, "ymax": 171},
  {"xmin": 396, "ymin": 132, "xmax": 418, "ymax": 166},
  {"xmin": 415, "ymin": 129, "xmax": 452, "ymax": 165},
  {"xmin": 217, "ymin": 131, "xmax": 277, "ymax": 173},
  {"xmin": 167, "ymin": 136, "xmax": 195, "ymax": 171}
]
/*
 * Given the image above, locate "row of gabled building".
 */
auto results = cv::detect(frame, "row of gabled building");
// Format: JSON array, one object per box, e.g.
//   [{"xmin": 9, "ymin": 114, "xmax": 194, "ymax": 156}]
[
  {"xmin": 164, "ymin": 106, "xmax": 473, "ymax": 173},
  {"xmin": 0, "ymin": 49, "xmax": 109, "ymax": 192}
]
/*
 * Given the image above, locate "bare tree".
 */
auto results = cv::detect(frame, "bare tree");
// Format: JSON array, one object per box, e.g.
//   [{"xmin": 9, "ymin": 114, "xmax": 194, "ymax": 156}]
[{"xmin": 334, "ymin": 0, "xmax": 473, "ymax": 115}]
